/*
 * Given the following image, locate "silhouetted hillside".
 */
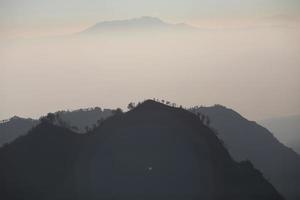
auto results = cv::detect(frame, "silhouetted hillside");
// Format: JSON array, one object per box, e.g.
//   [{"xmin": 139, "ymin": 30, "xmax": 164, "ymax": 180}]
[
  {"xmin": 194, "ymin": 105, "xmax": 300, "ymax": 200},
  {"xmin": 0, "ymin": 122, "xmax": 86, "ymax": 200},
  {"xmin": 259, "ymin": 115, "xmax": 300, "ymax": 154},
  {"xmin": 55, "ymin": 108, "xmax": 113, "ymax": 132},
  {"xmin": 0, "ymin": 100, "xmax": 283, "ymax": 200},
  {"xmin": 0, "ymin": 116, "xmax": 38, "ymax": 147},
  {"xmin": 0, "ymin": 108, "xmax": 113, "ymax": 146}
]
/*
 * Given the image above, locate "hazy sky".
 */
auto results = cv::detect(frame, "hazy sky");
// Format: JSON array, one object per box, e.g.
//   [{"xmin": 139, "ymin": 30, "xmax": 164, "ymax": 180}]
[
  {"xmin": 0, "ymin": 0, "xmax": 300, "ymax": 121},
  {"xmin": 1, "ymin": 0, "xmax": 300, "ymax": 37}
]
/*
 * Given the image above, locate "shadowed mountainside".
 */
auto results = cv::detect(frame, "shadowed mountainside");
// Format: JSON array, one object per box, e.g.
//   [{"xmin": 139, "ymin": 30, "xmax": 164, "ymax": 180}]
[
  {"xmin": 0, "ymin": 100, "xmax": 283, "ymax": 200},
  {"xmin": 0, "ymin": 116, "xmax": 38, "ymax": 147},
  {"xmin": 259, "ymin": 115, "xmax": 300, "ymax": 154},
  {"xmin": 194, "ymin": 105, "xmax": 300, "ymax": 200},
  {"xmin": 55, "ymin": 108, "xmax": 113, "ymax": 132},
  {"xmin": 0, "ymin": 108, "xmax": 113, "ymax": 147}
]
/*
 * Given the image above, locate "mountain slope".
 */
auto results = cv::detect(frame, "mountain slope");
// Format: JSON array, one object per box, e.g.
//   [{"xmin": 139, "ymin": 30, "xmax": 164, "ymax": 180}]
[
  {"xmin": 0, "ymin": 122, "xmax": 86, "ymax": 200},
  {"xmin": 0, "ymin": 108, "xmax": 113, "ymax": 146},
  {"xmin": 0, "ymin": 100, "xmax": 283, "ymax": 200},
  {"xmin": 259, "ymin": 115, "xmax": 300, "ymax": 154},
  {"xmin": 195, "ymin": 105, "xmax": 300, "ymax": 200},
  {"xmin": 55, "ymin": 108, "xmax": 113, "ymax": 132},
  {"xmin": 0, "ymin": 116, "xmax": 38, "ymax": 147},
  {"xmin": 81, "ymin": 16, "xmax": 196, "ymax": 34}
]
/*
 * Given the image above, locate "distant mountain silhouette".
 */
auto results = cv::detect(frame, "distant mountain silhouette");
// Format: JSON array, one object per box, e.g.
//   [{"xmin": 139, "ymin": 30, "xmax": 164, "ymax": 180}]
[
  {"xmin": 55, "ymin": 108, "xmax": 113, "ymax": 132},
  {"xmin": 0, "ymin": 100, "xmax": 283, "ymax": 200},
  {"xmin": 81, "ymin": 16, "xmax": 197, "ymax": 34},
  {"xmin": 0, "ymin": 108, "xmax": 113, "ymax": 147},
  {"xmin": 193, "ymin": 105, "xmax": 300, "ymax": 200},
  {"xmin": 0, "ymin": 116, "xmax": 38, "ymax": 147},
  {"xmin": 259, "ymin": 115, "xmax": 300, "ymax": 154}
]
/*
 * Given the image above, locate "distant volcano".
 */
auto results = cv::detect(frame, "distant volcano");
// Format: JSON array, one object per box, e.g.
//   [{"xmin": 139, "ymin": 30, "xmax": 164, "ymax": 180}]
[{"xmin": 81, "ymin": 16, "xmax": 197, "ymax": 34}]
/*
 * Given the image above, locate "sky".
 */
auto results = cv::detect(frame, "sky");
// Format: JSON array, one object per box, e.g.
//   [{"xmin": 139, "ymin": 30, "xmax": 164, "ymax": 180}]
[
  {"xmin": 0, "ymin": 0, "xmax": 300, "ymax": 121},
  {"xmin": 1, "ymin": 0, "xmax": 300, "ymax": 38}
]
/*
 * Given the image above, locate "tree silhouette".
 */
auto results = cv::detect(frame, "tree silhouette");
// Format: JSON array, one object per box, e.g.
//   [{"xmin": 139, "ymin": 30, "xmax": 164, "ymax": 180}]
[
  {"xmin": 113, "ymin": 108, "xmax": 123, "ymax": 115},
  {"xmin": 40, "ymin": 113, "xmax": 56, "ymax": 124},
  {"xmin": 127, "ymin": 102, "xmax": 135, "ymax": 110}
]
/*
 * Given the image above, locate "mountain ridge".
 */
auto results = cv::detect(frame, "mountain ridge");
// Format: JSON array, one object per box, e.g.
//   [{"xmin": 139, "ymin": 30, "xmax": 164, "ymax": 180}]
[
  {"xmin": 81, "ymin": 16, "xmax": 197, "ymax": 34},
  {"xmin": 1, "ymin": 101, "xmax": 299, "ymax": 199},
  {"xmin": 0, "ymin": 100, "xmax": 283, "ymax": 200},
  {"xmin": 194, "ymin": 105, "xmax": 300, "ymax": 200},
  {"xmin": 259, "ymin": 115, "xmax": 300, "ymax": 154}
]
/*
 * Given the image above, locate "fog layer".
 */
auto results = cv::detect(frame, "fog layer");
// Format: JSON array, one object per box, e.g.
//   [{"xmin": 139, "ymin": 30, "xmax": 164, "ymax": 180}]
[{"xmin": 1, "ymin": 23, "xmax": 299, "ymax": 120}]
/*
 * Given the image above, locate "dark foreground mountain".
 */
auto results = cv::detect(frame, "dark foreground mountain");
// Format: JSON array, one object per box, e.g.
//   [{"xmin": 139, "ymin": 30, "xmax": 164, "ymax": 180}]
[
  {"xmin": 195, "ymin": 105, "xmax": 300, "ymax": 200},
  {"xmin": 0, "ymin": 100, "xmax": 283, "ymax": 200}
]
